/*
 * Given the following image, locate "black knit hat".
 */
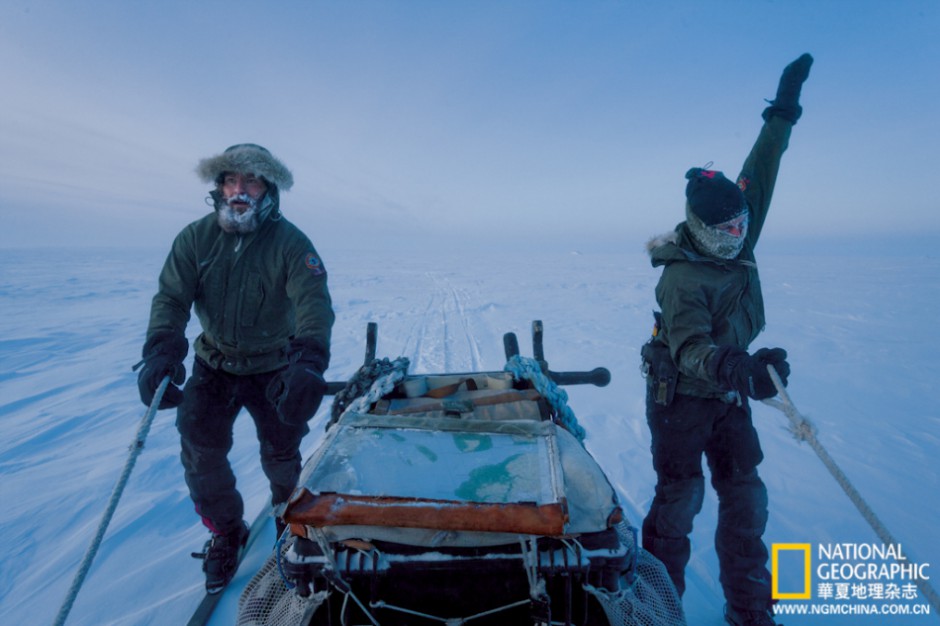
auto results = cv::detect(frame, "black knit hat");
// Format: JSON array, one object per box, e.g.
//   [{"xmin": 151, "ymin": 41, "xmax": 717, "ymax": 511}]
[{"xmin": 684, "ymin": 168, "xmax": 746, "ymax": 226}]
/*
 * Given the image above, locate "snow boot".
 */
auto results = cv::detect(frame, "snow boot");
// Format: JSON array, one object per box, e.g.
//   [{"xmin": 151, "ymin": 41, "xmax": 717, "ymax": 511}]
[
  {"xmin": 192, "ymin": 521, "xmax": 250, "ymax": 594},
  {"xmin": 724, "ymin": 604, "xmax": 780, "ymax": 626}
]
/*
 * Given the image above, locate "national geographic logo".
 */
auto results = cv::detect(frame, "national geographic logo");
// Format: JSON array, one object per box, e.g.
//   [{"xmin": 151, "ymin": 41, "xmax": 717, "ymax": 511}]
[
  {"xmin": 772, "ymin": 543, "xmax": 931, "ymax": 601},
  {"xmin": 772, "ymin": 544, "xmax": 812, "ymax": 599}
]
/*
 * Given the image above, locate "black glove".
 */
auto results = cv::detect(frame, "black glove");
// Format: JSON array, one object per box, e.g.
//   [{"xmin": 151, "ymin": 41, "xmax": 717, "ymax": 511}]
[
  {"xmin": 715, "ymin": 346, "xmax": 790, "ymax": 401},
  {"xmin": 762, "ymin": 53, "xmax": 813, "ymax": 124},
  {"xmin": 266, "ymin": 339, "xmax": 328, "ymax": 425},
  {"xmin": 136, "ymin": 332, "xmax": 187, "ymax": 409}
]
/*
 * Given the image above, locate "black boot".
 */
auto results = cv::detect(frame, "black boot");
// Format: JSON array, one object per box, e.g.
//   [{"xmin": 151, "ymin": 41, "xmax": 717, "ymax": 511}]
[
  {"xmin": 725, "ymin": 604, "xmax": 780, "ymax": 626},
  {"xmin": 192, "ymin": 521, "xmax": 249, "ymax": 594}
]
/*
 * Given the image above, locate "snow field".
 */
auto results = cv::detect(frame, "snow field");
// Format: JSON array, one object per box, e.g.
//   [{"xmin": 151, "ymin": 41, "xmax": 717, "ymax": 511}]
[{"xmin": 0, "ymin": 244, "xmax": 937, "ymax": 625}]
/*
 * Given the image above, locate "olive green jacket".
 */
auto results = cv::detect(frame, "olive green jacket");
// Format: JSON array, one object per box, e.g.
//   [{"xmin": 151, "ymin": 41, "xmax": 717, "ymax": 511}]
[
  {"xmin": 146, "ymin": 207, "xmax": 334, "ymax": 376},
  {"xmin": 647, "ymin": 116, "xmax": 793, "ymax": 398}
]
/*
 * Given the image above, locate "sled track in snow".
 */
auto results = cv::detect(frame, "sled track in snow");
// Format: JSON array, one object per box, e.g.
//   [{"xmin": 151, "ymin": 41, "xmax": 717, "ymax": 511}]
[{"xmin": 403, "ymin": 273, "xmax": 483, "ymax": 373}]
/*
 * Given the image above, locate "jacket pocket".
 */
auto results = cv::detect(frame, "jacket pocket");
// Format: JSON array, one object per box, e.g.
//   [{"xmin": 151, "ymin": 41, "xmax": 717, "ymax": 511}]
[{"xmin": 240, "ymin": 271, "xmax": 265, "ymax": 327}]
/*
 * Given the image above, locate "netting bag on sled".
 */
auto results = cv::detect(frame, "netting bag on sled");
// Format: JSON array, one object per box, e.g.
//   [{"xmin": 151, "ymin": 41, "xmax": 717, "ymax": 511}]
[{"xmin": 585, "ymin": 522, "xmax": 686, "ymax": 626}]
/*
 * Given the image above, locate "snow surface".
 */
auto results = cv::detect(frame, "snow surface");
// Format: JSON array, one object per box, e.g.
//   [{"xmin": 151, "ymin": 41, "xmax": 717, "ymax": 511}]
[{"xmin": 1, "ymin": 242, "xmax": 938, "ymax": 625}]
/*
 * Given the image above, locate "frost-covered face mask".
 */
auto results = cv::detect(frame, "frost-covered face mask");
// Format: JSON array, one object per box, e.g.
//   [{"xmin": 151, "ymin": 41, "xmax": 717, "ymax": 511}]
[{"xmin": 686, "ymin": 209, "xmax": 749, "ymax": 260}]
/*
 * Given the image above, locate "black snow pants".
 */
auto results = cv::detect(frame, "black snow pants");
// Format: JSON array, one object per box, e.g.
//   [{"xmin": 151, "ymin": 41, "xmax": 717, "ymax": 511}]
[
  {"xmin": 642, "ymin": 389, "xmax": 773, "ymax": 612},
  {"xmin": 176, "ymin": 358, "xmax": 309, "ymax": 536}
]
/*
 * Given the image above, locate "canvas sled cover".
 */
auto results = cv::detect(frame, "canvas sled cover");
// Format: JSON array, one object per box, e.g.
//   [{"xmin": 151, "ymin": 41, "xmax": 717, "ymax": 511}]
[{"xmin": 283, "ymin": 378, "xmax": 621, "ymax": 546}]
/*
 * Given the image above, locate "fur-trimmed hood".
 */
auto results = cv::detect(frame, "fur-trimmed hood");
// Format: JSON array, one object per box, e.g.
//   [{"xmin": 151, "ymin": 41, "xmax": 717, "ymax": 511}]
[
  {"xmin": 645, "ymin": 229, "xmax": 679, "ymax": 255},
  {"xmin": 196, "ymin": 143, "xmax": 294, "ymax": 191},
  {"xmin": 646, "ymin": 222, "xmax": 756, "ymax": 270},
  {"xmin": 646, "ymin": 224, "xmax": 709, "ymax": 268}
]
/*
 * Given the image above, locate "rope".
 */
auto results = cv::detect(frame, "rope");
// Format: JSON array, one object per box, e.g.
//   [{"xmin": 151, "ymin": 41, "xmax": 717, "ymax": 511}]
[
  {"xmin": 368, "ymin": 539, "xmax": 548, "ymax": 625},
  {"xmin": 369, "ymin": 598, "xmax": 531, "ymax": 625},
  {"xmin": 304, "ymin": 527, "xmax": 541, "ymax": 625},
  {"xmin": 52, "ymin": 375, "xmax": 171, "ymax": 626},
  {"xmin": 762, "ymin": 366, "xmax": 940, "ymax": 616},
  {"xmin": 504, "ymin": 355, "xmax": 586, "ymax": 442},
  {"xmin": 519, "ymin": 536, "xmax": 551, "ymax": 626},
  {"xmin": 519, "ymin": 536, "xmax": 544, "ymax": 600},
  {"xmin": 330, "ymin": 357, "xmax": 410, "ymax": 425},
  {"xmin": 274, "ymin": 533, "xmax": 295, "ymax": 590},
  {"xmin": 308, "ymin": 529, "xmax": 382, "ymax": 626}
]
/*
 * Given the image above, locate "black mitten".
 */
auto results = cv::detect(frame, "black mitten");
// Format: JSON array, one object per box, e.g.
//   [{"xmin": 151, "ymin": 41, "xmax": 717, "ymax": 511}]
[
  {"xmin": 266, "ymin": 339, "xmax": 328, "ymax": 425},
  {"xmin": 715, "ymin": 346, "xmax": 789, "ymax": 400},
  {"xmin": 762, "ymin": 53, "xmax": 813, "ymax": 124},
  {"xmin": 753, "ymin": 347, "xmax": 790, "ymax": 388},
  {"xmin": 137, "ymin": 332, "xmax": 187, "ymax": 409}
]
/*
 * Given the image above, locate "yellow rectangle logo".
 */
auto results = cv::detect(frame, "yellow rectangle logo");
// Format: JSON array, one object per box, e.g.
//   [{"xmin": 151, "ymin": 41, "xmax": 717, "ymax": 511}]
[{"xmin": 772, "ymin": 543, "xmax": 812, "ymax": 599}]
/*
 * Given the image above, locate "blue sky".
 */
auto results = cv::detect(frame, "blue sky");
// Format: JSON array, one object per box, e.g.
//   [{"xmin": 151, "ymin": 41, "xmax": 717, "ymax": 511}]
[{"xmin": 2, "ymin": 0, "xmax": 938, "ymax": 252}]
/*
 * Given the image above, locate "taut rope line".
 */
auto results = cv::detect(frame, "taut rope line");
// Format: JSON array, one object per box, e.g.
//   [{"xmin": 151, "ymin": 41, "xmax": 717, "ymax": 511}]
[
  {"xmin": 763, "ymin": 366, "xmax": 939, "ymax": 616},
  {"xmin": 52, "ymin": 375, "xmax": 171, "ymax": 626}
]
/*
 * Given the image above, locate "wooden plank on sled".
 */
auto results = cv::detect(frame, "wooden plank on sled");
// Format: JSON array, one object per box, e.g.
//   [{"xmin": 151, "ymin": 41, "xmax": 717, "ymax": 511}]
[{"xmin": 284, "ymin": 489, "xmax": 568, "ymax": 536}]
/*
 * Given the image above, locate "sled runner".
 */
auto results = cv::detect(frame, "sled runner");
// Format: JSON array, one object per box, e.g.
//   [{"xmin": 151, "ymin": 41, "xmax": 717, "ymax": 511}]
[{"xmin": 236, "ymin": 322, "xmax": 685, "ymax": 626}]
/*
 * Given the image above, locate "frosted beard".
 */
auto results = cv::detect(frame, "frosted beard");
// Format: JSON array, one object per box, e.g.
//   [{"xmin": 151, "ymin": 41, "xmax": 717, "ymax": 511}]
[{"xmin": 217, "ymin": 193, "xmax": 261, "ymax": 234}]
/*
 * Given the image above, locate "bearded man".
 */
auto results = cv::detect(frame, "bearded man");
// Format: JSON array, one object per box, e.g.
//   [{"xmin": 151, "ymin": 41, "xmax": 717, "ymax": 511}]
[{"xmin": 136, "ymin": 143, "xmax": 334, "ymax": 594}]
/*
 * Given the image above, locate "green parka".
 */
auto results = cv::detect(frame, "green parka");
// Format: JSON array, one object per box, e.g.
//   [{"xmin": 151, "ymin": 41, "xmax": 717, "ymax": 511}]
[
  {"xmin": 146, "ymin": 203, "xmax": 335, "ymax": 376},
  {"xmin": 647, "ymin": 116, "xmax": 793, "ymax": 398}
]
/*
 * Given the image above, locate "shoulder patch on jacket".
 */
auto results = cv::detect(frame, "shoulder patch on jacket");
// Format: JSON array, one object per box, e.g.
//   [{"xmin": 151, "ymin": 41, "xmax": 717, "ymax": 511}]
[{"xmin": 303, "ymin": 252, "xmax": 326, "ymax": 276}]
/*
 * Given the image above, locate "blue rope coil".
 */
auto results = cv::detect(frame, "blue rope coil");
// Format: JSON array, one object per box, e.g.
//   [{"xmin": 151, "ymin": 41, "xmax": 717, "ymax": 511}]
[{"xmin": 504, "ymin": 355, "xmax": 587, "ymax": 443}]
